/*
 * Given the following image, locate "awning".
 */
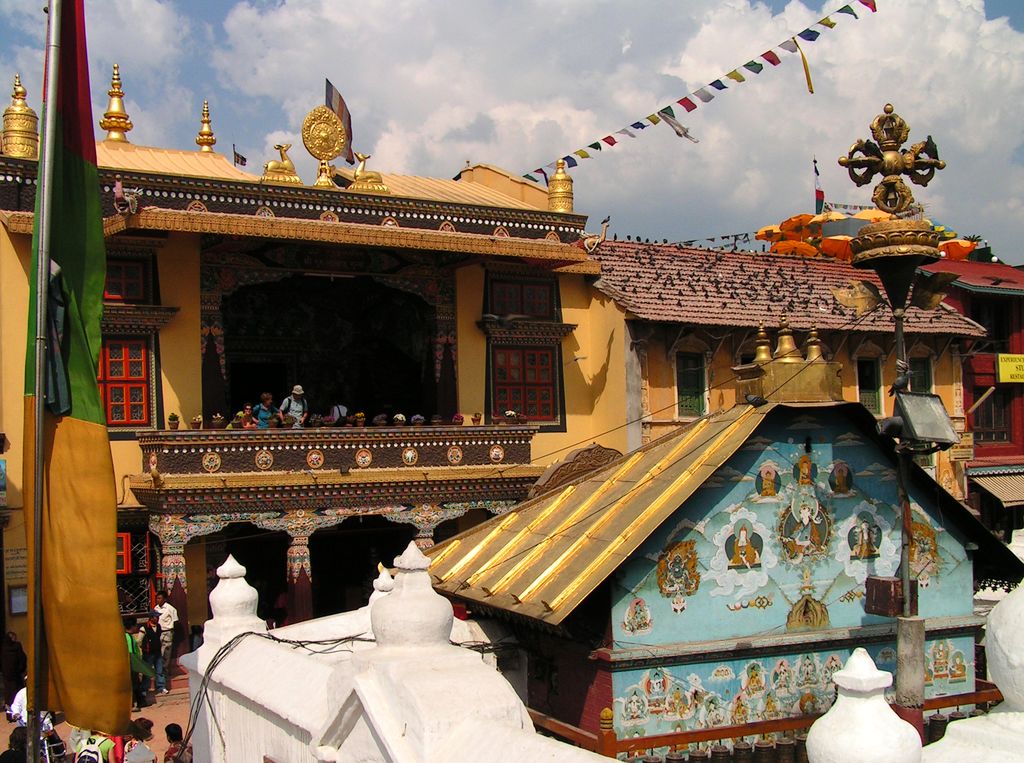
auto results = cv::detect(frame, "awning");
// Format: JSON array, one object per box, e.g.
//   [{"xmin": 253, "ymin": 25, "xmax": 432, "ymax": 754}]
[{"xmin": 971, "ymin": 474, "xmax": 1024, "ymax": 508}]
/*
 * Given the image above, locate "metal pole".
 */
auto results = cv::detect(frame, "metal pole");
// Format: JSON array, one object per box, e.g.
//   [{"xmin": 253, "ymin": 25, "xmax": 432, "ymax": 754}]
[
  {"xmin": 891, "ymin": 305, "xmax": 925, "ymax": 741},
  {"xmin": 29, "ymin": 1, "xmax": 63, "ymax": 761}
]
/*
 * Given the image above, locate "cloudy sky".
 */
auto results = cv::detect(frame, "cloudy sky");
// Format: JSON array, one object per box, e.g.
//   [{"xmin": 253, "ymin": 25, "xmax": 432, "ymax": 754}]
[{"xmin": 1, "ymin": 0, "xmax": 1022, "ymax": 261}]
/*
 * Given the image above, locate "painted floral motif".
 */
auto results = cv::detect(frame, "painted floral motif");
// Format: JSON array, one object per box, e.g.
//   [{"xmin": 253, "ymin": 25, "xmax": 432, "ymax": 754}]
[
  {"xmin": 402, "ymin": 447, "xmax": 419, "ymax": 466},
  {"xmin": 201, "ymin": 452, "xmax": 221, "ymax": 473},
  {"xmin": 488, "ymin": 444, "xmax": 505, "ymax": 463},
  {"xmin": 306, "ymin": 449, "xmax": 325, "ymax": 469},
  {"xmin": 447, "ymin": 445, "xmax": 464, "ymax": 465},
  {"xmin": 622, "ymin": 597, "xmax": 653, "ymax": 635},
  {"xmin": 254, "ymin": 449, "xmax": 274, "ymax": 470},
  {"xmin": 656, "ymin": 540, "xmax": 701, "ymax": 597},
  {"xmin": 355, "ymin": 448, "xmax": 373, "ymax": 468}
]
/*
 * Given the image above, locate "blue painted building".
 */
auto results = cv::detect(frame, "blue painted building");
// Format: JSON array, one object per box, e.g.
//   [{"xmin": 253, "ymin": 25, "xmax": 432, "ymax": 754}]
[{"xmin": 429, "ymin": 324, "xmax": 1020, "ymax": 743}]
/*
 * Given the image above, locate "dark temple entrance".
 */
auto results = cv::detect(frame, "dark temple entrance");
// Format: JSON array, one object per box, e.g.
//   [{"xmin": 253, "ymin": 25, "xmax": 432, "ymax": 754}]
[{"xmin": 221, "ymin": 275, "xmax": 437, "ymax": 419}]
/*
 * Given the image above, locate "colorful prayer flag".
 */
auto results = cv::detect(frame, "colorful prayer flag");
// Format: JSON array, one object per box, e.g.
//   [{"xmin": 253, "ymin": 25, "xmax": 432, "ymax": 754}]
[
  {"xmin": 602, "ymin": 136, "xmax": 617, "ymax": 146},
  {"xmin": 677, "ymin": 97, "xmax": 697, "ymax": 112},
  {"xmin": 709, "ymin": 79, "xmax": 728, "ymax": 90},
  {"xmin": 573, "ymin": 149, "xmax": 591, "ymax": 159},
  {"xmin": 324, "ymin": 79, "xmax": 356, "ymax": 165},
  {"xmin": 646, "ymin": 113, "xmax": 662, "ymax": 124},
  {"xmin": 562, "ymin": 155, "xmax": 578, "ymax": 168},
  {"xmin": 858, "ymin": 0, "xmax": 877, "ymax": 11},
  {"xmin": 231, "ymin": 143, "xmax": 247, "ymax": 167},
  {"xmin": 694, "ymin": 88, "xmax": 714, "ymax": 103},
  {"xmin": 819, "ymin": 16, "xmax": 837, "ymax": 28},
  {"xmin": 726, "ymin": 70, "xmax": 746, "ymax": 83},
  {"xmin": 658, "ymin": 108, "xmax": 699, "ymax": 144},
  {"xmin": 535, "ymin": 167, "xmax": 549, "ymax": 184},
  {"xmin": 616, "ymin": 128, "xmax": 636, "ymax": 138},
  {"xmin": 814, "ymin": 157, "xmax": 825, "ymax": 214},
  {"xmin": 744, "ymin": 60, "xmax": 764, "ymax": 74},
  {"xmin": 630, "ymin": 122, "xmax": 648, "ymax": 130},
  {"xmin": 837, "ymin": 4, "xmax": 858, "ymax": 18},
  {"xmin": 24, "ymin": 0, "xmax": 131, "ymax": 735},
  {"xmin": 794, "ymin": 38, "xmax": 815, "ymax": 94},
  {"xmin": 779, "ymin": 39, "xmax": 799, "ymax": 53},
  {"xmin": 524, "ymin": 173, "xmax": 538, "ymax": 182},
  {"xmin": 588, "ymin": 142, "xmax": 602, "ymax": 151},
  {"xmin": 798, "ymin": 28, "xmax": 822, "ymax": 42},
  {"xmin": 762, "ymin": 50, "xmax": 782, "ymax": 66}
]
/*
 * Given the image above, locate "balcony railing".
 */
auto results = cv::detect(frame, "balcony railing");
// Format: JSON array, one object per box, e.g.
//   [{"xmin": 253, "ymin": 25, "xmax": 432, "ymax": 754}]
[{"xmin": 136, "ymin": 423, "xmax": 539, "ymax": 477}]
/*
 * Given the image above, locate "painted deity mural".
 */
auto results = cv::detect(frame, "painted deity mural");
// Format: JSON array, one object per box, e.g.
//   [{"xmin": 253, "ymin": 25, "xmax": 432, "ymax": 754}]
[{"xmin": 610, "ymin": 409, "xmax": 975, "ymax": 739}]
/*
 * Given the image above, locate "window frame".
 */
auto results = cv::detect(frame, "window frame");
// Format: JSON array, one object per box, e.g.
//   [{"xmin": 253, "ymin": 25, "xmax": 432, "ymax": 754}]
[
  {"xmin": 857, "ymin": 357, "xmax": 883, "ymax": 415},
  {"xmin": 115, "ymin": 532, "xmax": 132, "ymax": 575},
  {"xmin": 487, "ymin": 277, "xmax": 558, "ymax": 320},
  {"xmin": 675, "ymin": 351, "xmax": 708, "ymax": 418},
  {"xmin": 972, "ymin": 385, "xmax": 1012, "ymax": 444},
  {"xmin": 98, "ymin": 335, "xmax": 156, "ymax": 430},
  {"xmin": 104, "ymin": 258, "xmax": 150, "ymax": 304},
  {"xmin": 490, "ymin": 344, "xmax": 560, "ymax": 423}
]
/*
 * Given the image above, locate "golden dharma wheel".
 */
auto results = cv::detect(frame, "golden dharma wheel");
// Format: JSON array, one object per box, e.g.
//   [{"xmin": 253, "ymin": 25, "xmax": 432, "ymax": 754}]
[{"xmin": 301, "ymin": 106, "xmax": 346, "ymax": 162}]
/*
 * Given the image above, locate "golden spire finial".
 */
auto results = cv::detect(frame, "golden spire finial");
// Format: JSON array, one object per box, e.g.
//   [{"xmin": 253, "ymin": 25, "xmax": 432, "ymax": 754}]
[
  {"xmin": 3, "ymin": 73, "xmax": 39, "ymax": 158},
  {"xmin": 773, "ymin": 316, "xmax": 802, "ymax": 362},
  {"xmin": 195, "ymin": 100, "xmax": 216, "ymax": 152},
  {"xmin": 547, "ymin": 158, "xmax": 574, "ymax": 213},
  {"xmin": 99, "ymin": 63, "xmax": 133, "ymax": 142},
  {"xmin": 753, "ymin": 322, "xmax": 772, "ymax": 363},
  {"xmin": 803, "ymin": 327, "xmax": 824, "ymax": 362}
]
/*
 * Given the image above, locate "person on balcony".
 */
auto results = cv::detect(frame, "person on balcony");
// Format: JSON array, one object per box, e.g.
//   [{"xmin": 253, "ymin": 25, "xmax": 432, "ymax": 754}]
[
  {"xmin": 254, "ymin": 392, "xmax": 281, "ymax": 429},
  {"xmin": 280, "ymin": 385, "xmax": 309, "ymax": 429}
]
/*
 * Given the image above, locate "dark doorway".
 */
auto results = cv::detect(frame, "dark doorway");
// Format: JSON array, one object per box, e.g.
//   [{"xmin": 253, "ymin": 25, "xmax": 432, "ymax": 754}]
[
  {"xmin": 221, "ymin": 275, "xmax": 436, "ymax": 419},
  {"xmin": 309, "ymin": 518, "xmax": 416, "ymax": 616},
  {"xmin": 206, "ymin": 523, "xmax": 290, "ymax": 625},
  {"xmin": 228, "ymin": 360, "xmax": 290, "ymax": 415}
]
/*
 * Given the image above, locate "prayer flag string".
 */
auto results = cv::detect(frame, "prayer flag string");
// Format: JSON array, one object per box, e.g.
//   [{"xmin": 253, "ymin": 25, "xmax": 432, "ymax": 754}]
[{"xmin": 525, "ymin": 0, "xmax": 877, "ymax": 181}]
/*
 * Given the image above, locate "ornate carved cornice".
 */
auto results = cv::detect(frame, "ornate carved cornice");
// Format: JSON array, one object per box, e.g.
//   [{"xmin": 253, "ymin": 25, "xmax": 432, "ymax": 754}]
[
  {"xmin": 102, "ymin": 303, "xmax": 179, "ymax": 333},
  {"xmin": 0, "ymin": 210, "xmax": 126, "ymax": 238},
  {"xmin": 476, "ymin": 318, "xmax": 577, "ymax": 344}
]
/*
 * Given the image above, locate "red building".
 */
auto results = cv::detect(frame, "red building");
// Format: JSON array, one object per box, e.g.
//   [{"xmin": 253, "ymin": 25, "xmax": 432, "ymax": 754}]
[{"xmin": 924, "ymin": 258, "xmax": 1024, "ymax": 537}]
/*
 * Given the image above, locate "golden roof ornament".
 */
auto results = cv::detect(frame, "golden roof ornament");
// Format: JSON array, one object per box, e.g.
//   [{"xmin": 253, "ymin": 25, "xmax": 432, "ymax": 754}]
[
  {"xmin": 803, "ymin": 327, "xmax": 824, "ymax": 362},
  {"xmin": 2, "ymin": 73, "xmax": 38, "ymax": 159},
  {"xmin": 547, "ymin": 158, "xmax": 573, "ymax": 213},
  {"xmin": 301, "ymin": 105, "xmax": 347, "ymax": 189},
  {"xmin": 839, "ymin": 104, "xmax": 945, "ymax": 310},
  {"xmin": 195, "ymin": 100, "xmax": 216, "ymax": 152},
  {"xmin": 773, "ymin": 316, "xmax": 802, "ymax": 362},
  {"xmin": 347, "ymin": 152, "xmax": 390, "ymax": 195},
  {"xmin": 99, "ymin": 64, "xmax": 133, "ymax": 142},
  {"xmin": 753, "ymin": 322, "xmax": 773, "ymax": 363},
  {"xmin": 260, "ymin": 143, "xmax": 302, "ymax": 185}
]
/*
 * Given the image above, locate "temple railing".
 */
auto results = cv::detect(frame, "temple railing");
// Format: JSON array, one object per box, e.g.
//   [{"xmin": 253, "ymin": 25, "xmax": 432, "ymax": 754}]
[{"xmin": 136, "ymin": 424, "xmax": 538, "ymax": 477}]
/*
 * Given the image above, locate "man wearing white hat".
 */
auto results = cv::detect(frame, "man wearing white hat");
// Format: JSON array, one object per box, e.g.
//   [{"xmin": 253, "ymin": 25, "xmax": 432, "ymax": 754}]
[{"xmin": 280, "ymin": 384, "xmax": 309, "ymax": 429}]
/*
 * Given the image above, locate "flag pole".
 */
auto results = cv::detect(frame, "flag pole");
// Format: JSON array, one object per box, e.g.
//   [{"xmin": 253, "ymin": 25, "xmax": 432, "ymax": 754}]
[{"xmin": 28, "ymin": 1, "xmax": 63, "ymax": 760}]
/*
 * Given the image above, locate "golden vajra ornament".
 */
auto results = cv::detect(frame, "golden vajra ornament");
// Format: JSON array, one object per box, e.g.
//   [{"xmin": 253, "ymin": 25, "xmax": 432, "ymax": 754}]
[
  {"xmin": 301, "ymin": 106, "xmax": 347, "ymax": 188},
  {"xmin": 838, "ymin": 103, "xmax": 945, "ymax": 215}
]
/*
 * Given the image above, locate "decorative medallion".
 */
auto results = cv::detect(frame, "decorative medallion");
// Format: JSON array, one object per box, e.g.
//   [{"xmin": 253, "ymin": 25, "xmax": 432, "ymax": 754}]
[
  {"xmin": 439, "ymin": 220, "xmax": 456, "ymax": 233},
  {"xmin": 488, "ymin": 444, "xmax": 505, "ymax": 463},
  {"xmin": 254, "ymin": 449, "xmax": 274, "ymax": 470},
  {"xmin": 201, "ymin": 452, "xmax": 222, "ymax": 473},
  {"xmin": 381, "ymin": 216, "xmax": 399, "ymax": 227},
  {"xmin": 186, "ymin": 200, "xmax": 208, "ymax": 213},
  {"xmin": 446, "ymin": 445, "xmax": 464, "ymax": 465},
  {"xmin": 306, "ymin": 449, "xmax": 325, "ymax": 469},
  {"xmin": 319, "ymin": 210, "xmax": 339, "ymax": 223},
  {"xmin": 355, "ymin": 448, "xmax": 373, "ymax": 469},
  {"xmin": 402, "ymin": 447, "xmax": 419, "ymax": 466},
  {"xmin": 255, "ymin": 205, "xmax": 275, "ymax": 218},
  {"xmin": 301, "ymin": 105, "xmax": 347, "ymax": 161},
  {"xmin": 545, "ymin": 231, "xmax": 560, "ymax": 241},
  {"xmin": 493, "ymin": 226, "xmax": 509, "ymax": 238},
  {"xmin": 148, "ymin": 453, "xmax": 158, "ymax": 471}
]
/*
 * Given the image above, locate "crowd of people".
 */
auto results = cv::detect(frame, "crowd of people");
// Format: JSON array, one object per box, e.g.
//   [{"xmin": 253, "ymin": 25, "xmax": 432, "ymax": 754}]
[{"xmin": 228, "ymin": 385, "xmax": 316, "ymax": 430}]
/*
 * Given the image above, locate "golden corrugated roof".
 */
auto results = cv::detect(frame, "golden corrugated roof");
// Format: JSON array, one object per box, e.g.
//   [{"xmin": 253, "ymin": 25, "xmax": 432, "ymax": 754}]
[
  {"xmin": 971, "ymin": 474, "xmax": 1024, "ymax": 508},
  {"xmin": 95, "ymin": 140, "xmax": 259, "ymax": 182},
  {"xmin": 335, "ymin": 168, "xmax": 542, "ymax": 210},
  {"xmin": 429, "ymin": 404, "xmax": 774, "ymax": 625}
]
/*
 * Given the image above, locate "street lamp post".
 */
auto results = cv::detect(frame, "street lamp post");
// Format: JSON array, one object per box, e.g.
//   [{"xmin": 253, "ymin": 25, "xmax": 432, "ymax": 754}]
[{"xmin": 838, "ymin": 103, "xmax": 953, "ymax": 738}]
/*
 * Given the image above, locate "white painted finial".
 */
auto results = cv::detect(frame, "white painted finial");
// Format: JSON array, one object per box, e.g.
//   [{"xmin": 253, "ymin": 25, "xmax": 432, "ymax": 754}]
[
  {"xmin": 369, "ymin": 565, "xmax": 394, "ymax": 605},
  {"xmin": 370, "ymin": 541, "xmax": 453, "ymax": 648},
  {"xmin": 200, "ymin": 553, "xmax": 267, "ymax": 666},
  {"xmin": 807, "ymin": 648, "xmax": 921, "ymax": 763},
  {"xmin": 217, "ymin": 554, "xmax": 247, "ymax": 579}
]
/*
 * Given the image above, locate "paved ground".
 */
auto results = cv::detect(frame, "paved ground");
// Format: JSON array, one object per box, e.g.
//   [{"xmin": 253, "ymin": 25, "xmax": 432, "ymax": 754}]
[{"xmin": 0, "ymin": 686, "xmax": 193, "ymax": 759}]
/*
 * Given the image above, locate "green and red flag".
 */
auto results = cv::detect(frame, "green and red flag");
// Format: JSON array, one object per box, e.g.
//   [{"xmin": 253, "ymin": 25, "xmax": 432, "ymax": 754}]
[{"xmin": 23, "ymin": 0, "xmax": 130, "ymax": 734}]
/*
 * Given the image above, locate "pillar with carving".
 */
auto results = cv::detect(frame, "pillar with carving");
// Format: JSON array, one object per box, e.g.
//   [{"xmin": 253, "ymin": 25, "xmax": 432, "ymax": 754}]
[
  {"xmin": 159, "ymin": 542, "xmax": 190, "ymax": 662},
  {"xmin": 286, "ymin": 534, "xmax": 314, "ymax": 623}
]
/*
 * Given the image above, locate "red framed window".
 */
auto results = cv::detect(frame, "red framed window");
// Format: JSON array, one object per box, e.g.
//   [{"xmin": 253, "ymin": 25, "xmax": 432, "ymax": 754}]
[
  {"xmin": 492, "ymin": 346, "xmax": 557, "ymax": 421},
  {"xmin": 489, "ymin": 279, "xmax": 555, "ymax": 319},
  {"xmin": 115, "ymin": 532, "xmax": 132, "ymax": 575},
  {"xmin": 98, "ymin": 337, "xmax": 151, "ymax": 426},
  {"xmin": 104, "ymin": 261, "xmax": 147, "ymax": 302}
]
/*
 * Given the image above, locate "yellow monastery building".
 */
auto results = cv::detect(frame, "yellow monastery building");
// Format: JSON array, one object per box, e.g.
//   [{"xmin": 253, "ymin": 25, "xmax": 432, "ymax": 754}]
[{"xmin": 0, "ymin": 66, "xmax": 984, "ymax": 652}]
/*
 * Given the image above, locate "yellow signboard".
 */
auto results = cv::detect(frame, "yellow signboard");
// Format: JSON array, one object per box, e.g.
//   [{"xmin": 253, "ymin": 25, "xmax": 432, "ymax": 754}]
[{"xmin": 997, "ymin": 354, "xmax": 1024, "ymax": 383}]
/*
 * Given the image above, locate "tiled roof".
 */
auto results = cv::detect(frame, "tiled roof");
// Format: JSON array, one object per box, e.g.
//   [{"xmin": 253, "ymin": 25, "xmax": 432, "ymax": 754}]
[
  {"xmin": 591, "ymin": 242, "xmax": 985, "ymax": 337},
  {"xmin": 922, "ymin": 259, "xmax": 1024, "ymax": 295}
]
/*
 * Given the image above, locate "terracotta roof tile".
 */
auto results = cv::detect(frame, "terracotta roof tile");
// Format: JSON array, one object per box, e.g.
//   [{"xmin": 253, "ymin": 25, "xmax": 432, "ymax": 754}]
[
  {"xmin": 591, "ymin": 242, "xmax": 984, "ymax": 337},
  {"xmin": 922, "ymin": 259, "xmax": 1024, "ymax": 294}
]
